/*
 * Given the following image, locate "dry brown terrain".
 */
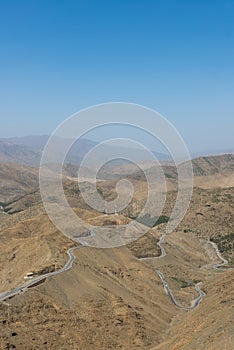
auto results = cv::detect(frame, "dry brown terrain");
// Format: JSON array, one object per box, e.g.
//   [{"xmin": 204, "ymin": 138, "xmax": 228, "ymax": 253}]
[
  {"xmin": 0, "ymin": 155, "xmax": 233, "ymax": 349},
  {"xmin": 0, "ymin": 163, "xmax": 38, "ymax": 202}
]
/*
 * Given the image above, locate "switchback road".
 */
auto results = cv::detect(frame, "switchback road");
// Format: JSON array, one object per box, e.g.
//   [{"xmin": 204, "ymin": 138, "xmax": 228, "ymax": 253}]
[{"xmin": 138, "ymin": 232, "xmax": 206, "ymax": 311}]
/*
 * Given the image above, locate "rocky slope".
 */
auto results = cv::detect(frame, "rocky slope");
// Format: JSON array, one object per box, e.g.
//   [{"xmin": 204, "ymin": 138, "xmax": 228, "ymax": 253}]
[
  {"xmin": 0, "ymin": 156, "xmax": 233, "ymax": 349},
  {"xmin": 0, "ymin": 163, "xmax": 38, "ymax": 202}
]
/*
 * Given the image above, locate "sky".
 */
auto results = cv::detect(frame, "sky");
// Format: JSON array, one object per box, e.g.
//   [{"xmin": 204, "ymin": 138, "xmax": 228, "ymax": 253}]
[{"xmin": 0, "ymin": 0, "xmax": 233, "ymax": 154}]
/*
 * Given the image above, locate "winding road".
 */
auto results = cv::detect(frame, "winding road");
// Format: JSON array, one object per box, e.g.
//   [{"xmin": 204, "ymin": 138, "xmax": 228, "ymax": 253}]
[
  {"xmin": 138, "ymin": 233, "xmax": 206, "ymax": 311},
  {"xmin": 0, "ymin": 246, "xmax": 84, "ymax": 302},
  {"xmin": 0, "ymin": 230, "xmax": 232, "ymax": 309},
  {"xmin": 209, "ymin": 241, "xmax": 234, "ymax": 271}
]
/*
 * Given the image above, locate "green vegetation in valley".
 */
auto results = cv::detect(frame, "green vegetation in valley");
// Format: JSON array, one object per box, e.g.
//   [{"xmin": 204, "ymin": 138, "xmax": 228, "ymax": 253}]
[
  {"xmin": 136, "ymin": 213, "xmax": 170, "ymax": 227},
  {"xmin": 170, "ymin": 277, "xmax": 200, "ymax": 289},
  {"xmin": 210, "ymin": 233, "xmax": 234, "ymax": 254}
]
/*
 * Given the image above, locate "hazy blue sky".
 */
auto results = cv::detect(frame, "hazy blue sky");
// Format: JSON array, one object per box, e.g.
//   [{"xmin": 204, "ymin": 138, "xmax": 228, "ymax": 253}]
[{"xmin": 0, "ymin": 0, "xmax": 233, "ymax": 153}]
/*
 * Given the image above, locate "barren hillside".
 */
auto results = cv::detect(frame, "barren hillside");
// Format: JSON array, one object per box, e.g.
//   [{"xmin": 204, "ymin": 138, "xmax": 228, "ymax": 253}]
[{"xmin": 0, "ymin": 156, "xmax": 233, "ymax": 349}]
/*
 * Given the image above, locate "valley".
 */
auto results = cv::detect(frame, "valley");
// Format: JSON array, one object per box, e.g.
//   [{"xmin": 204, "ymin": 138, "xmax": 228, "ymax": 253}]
[{"xmin": 0, "ymin": 153, "xmax": 233, "ymax": 349}]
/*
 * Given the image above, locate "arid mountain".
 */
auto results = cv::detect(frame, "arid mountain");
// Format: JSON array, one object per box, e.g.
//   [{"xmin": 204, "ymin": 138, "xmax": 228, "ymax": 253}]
[
  {"xmin": 125, "ymin": 154, "xmax": 234, "ymax": 189},
  {"xmin": 0, "ymin": 163, "xmax": 38, "ymax": 202},
  {"xmin": 155, "ymin": 271, "xmax": 234, "ymax": 350},
  {"xmin": 0, "ymin": 184, "xmax": 233, "ymax": 349},
  {"xmin": 0, "ymin": 140, "xmax": 41, "ymax": 166},
  {"xmin": 0, "ymin": 137, "xmax": 97, "ymax": 166},
  {"xmin": 0, "ymin": 135, "xmax": 50, "ymax": 151},
  {"xmin": 0, "ymin": 154, "xmax": 233, "ymax": 349},
  {"xmin": 0, "ymin": 135, "xmax": 170, "ymax": 167},
  {"xmin": 2, "ymin": 135, "xmax": 233, "ymax": 174},
  {"xmin": 191, "ymin": 153, "xmax": 234, "ymax": 176}
]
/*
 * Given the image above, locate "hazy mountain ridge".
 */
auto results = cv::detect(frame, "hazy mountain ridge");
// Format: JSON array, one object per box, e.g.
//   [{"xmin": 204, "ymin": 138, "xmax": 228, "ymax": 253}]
[
  {"xmin": 2, "ymin": 135, "xmax": 233, "ymax": 171},
  {"xmin": 0, "ymin": 140, "xmax": 41, "ymax": 166},
  {"xmin": 0, "ymin": 136, "xmax": 169, "ymax": 166},
  {"xmin": 0, "ymin": 137, "xmax": 97, "ymax": 166},
  {"xmin": 127, "ymin": 154, "xmax": 234, "ymax": 182},
  {"xmin": 0, "ymin": 153, "xmax": 233, "ymax": 203}
]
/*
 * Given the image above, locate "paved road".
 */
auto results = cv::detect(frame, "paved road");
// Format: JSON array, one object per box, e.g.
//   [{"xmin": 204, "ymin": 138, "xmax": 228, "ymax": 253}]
[
  {"xmin": 209, "ymin": 241, "xmax": 234, "ymax": 271},
  {"xmin": 0, "ymin": 246, "xmax": 84, "ymax": 302},
  {"xmin": 139, "ymin": 234, "xmax": 166, "ymax": 261},
  {"xmin": 155, "ymin": 268, "xmax": 205, "ymax": 310},
  {"xmin": 138, "ymin": 232, "xmax": 206, "ymax": 310},
  {"xmin": 1, "ymin": 231, "xmax": 231, "ymax": 308}
]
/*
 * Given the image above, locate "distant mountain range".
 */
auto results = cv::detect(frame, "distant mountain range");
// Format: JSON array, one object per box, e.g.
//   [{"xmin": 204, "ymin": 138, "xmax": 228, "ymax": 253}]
[
  {"xmin": 0, "ymin": 135, "xmax": 170, "ymax": 166},
  {"xmin": 0, "ymin": 135, "xmax": 233, "ymax": 168},
  {"xmin": 0, "ymin": 136, "xmax": 97, "ymax": 166},
  {"xmin": 0, "ymin": 152, "xmax": 233, "ymax": 203}
]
